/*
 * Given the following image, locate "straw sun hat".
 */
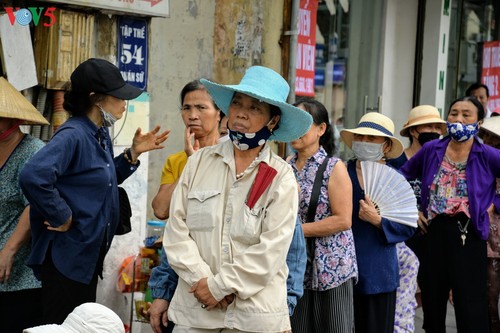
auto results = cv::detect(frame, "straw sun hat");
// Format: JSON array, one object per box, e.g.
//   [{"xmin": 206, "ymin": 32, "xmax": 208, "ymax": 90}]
[
  {"xmin": 200, "ymin": 66, "xmax": 313, "ymax": 143},
  {"xmin": 340, "ymin": 112, "xmax": 404, "ymax": 159},
  {"xmin": 400, "ymin": 105, "xmax": 446, "ymax": 137},
  {"xmin": 481, "ymin": 116, "xmax": 500, "ymax": 137},
  {"xmin": 0, "ymin": 77, "xmax": 49, "ymax": 125}
]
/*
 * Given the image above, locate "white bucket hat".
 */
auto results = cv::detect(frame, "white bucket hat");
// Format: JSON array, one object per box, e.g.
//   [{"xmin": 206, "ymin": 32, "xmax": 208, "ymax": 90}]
[
  {"xmin": 200, "ymin": 66, "xmax": 313, "ymax": 142},
  {"xmin": 23, "ymin": 303, "xmax": 124, "ymax": 333},
  {"xmin": 340, "ymin": 112, "xmax": 404, "ymax": 159}
]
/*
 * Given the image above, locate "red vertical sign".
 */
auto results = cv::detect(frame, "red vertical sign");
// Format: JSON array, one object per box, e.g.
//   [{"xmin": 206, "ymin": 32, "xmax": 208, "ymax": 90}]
[
  {"xmin": 482, "ymin": 41, "xmax": 500, "ymax": 109},
  {"xmin": 295, "ymin": 0, "xmax": 318, "ymax": 97}
]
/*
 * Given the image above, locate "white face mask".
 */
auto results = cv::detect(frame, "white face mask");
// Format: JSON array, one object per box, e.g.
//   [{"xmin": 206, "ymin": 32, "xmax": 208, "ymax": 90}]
[
  {"xmin": 351, "ymin": 141, "xmax": 386, "ymax": 161},
  {"xmin": 98, "ymin": 105, "xmax": 118, "ymax": 127}
]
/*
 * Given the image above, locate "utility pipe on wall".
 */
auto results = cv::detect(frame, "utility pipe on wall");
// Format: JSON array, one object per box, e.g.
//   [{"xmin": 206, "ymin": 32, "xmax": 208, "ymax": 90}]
[{"xmin": 287, "ymin": 0, "xmax": 300, "ymax": 103}]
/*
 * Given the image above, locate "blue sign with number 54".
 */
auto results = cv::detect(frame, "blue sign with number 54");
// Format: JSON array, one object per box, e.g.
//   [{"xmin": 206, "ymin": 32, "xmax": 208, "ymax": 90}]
[{"xmin": 118, "ymin": 17, "xmax": 148, "ymax": 90}]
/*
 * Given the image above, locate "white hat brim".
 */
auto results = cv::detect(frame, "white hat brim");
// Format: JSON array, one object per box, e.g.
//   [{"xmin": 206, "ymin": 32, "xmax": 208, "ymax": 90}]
[{"xmin": 23, "ymin": 324, "xmax": 74, "ymax": 333}]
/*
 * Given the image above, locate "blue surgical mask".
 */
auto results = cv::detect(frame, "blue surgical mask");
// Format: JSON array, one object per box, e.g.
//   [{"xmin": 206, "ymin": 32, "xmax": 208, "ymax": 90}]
[
  {"xmin": 351, "ymin": 141, "xmax": 385, "ymax": 161},
  {"xmin": 446, "ymin": 122, "xmax": 478, "ymax": 142},
  {"xmin": 228, "ymin": 123, "xmax": 273, "ymax": 150},
  {"xmin": 98, "ymin": 105, "xmax": 118, "ymax": 127}
]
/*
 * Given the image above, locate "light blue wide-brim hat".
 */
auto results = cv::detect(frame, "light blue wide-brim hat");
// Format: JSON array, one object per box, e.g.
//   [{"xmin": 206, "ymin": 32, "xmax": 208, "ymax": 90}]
[{"xmin": 200, "ymin": 66, "xmax": 313, "ymax": 143}]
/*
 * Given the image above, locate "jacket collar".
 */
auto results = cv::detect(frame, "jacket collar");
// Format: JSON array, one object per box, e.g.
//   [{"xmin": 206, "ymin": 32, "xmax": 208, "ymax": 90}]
[{"xmin": 433, "ymin": 135, "xmax": 482, "ymax": 161}]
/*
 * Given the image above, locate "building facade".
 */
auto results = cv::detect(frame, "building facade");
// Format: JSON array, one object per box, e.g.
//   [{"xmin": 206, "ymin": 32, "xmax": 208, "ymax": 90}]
[{"xmin": 0, "ymin": 0, "xmax": 497, "ymax": 330}]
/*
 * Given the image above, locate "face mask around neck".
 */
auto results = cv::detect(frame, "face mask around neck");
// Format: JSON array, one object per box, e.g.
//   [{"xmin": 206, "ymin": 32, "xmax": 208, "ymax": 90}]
[{"xmin": 98, "ymin": 105, "xmax": 118, "ymax": 127}]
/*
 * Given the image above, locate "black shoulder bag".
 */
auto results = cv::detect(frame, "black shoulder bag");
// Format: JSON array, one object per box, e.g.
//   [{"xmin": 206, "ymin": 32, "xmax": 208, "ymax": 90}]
[
  {"xmin": 116, "ymin": 186, "xmax": 132, "ymax": 235},
  {"xmin": 305, "ymin": 157, "xmax": 330, "ymax": 265}
]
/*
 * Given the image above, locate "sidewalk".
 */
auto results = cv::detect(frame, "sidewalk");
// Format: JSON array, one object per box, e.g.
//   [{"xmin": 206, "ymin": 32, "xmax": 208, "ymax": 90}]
[{"xmin": 414, "ymin": 305, "xmax": 457, "ymax": 333}]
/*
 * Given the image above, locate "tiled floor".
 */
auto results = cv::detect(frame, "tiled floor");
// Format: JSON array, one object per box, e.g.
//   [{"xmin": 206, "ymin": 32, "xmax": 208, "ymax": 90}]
[{"xmin": 414, "ymin": 305, "xmax": 457, "ymax": 333}]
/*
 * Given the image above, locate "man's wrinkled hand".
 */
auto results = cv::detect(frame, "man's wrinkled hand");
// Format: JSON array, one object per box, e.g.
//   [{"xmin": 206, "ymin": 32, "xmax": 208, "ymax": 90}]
[
  {"xmin": 216, "ymin": 294, "xmax": 235, "ymax": 310},
  {"xmin": 147, "ymin": 299, "xmax": 170, "ymax": 333},
  {"xmin": 190, "ymin": 278, "xmax": 218, "ymax": 310}
]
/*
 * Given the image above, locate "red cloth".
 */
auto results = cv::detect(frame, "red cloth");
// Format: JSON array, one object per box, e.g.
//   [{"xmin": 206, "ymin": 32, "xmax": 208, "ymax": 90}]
[{"xmin": 246, "ymin": 163, "xmax": 277, "ymax": 209}]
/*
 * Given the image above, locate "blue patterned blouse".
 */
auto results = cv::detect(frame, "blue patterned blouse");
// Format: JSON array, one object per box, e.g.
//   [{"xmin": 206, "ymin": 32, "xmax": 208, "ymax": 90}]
[
  {"xmin": 289, "ymin": 147, "xmax": 358, "ymax": 291},
  {"xmin": 0, "ymin": 135, "xmax": 44, "ymax": 292}
]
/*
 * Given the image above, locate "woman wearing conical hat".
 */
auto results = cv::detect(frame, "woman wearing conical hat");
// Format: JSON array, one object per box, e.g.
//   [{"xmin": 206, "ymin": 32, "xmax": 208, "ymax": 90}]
[{"xmin": 0, "ymin": 77, "xmax": 49, "ymax": 332}]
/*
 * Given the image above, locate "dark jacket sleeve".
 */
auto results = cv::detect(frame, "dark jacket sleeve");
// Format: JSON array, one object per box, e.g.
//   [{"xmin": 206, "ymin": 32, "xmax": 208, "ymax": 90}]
[{"xmin": 149, "ymin": 248, "xmax": 179, "ymax": 301}]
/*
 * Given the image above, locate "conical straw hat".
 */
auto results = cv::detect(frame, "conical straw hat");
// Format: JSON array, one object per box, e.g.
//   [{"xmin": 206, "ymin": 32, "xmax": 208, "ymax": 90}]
[{"xmin": 0, "ymin": 77, "xmax": 49, "ymax": 125}]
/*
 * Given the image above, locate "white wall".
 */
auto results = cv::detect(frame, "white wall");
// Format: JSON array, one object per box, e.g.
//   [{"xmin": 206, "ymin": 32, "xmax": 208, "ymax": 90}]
[
  {"xmin": 380, "ymin": 0, "xmax": 418, "ymax": 144},
  {"xmin": 146, "ymin": 1, "xmax": 216, "ymax": 220},
  {"xmin": 419, "ymin": 0, "xmax": 451, "ymax": 115}
]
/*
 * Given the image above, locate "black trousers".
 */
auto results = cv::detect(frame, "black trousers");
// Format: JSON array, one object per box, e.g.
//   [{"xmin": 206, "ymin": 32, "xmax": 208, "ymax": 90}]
[
  {"xmin": 353, "ymin": 291, "xmax": 396, "ymax": 333},
  {"xmin": 40, "ymin": 247, "xmax": 99, "ymax": 324},
  {"xmin": 161, "ymin": 321, "xmax": 175, "ymax": 333},
  {"xmin": 0, "ymin": 288, "xmax": 43, "ymax": 332},
  {"xmin": 420, "ymin": 213, "xmax": 489, "ymax": 333},
  {"xmin": 405, "ymin": 227, "xmax": 427, "ymax": 289}
]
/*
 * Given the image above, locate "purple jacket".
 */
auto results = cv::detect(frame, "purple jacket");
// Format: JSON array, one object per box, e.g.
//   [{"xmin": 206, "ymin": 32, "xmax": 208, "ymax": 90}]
[{"xmin": 401, "ymin": 137, "xmax": 500, "ymax": 240}]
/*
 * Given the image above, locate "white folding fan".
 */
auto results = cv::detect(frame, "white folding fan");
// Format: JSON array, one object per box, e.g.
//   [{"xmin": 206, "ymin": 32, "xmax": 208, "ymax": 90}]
[{"xmin": 360, "ymin": 161, "xmax": 418, "ymax": 228}]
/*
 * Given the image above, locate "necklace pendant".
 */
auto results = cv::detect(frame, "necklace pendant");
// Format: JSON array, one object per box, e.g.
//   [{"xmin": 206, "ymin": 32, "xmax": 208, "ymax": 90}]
[{"xmin": 461, "ymin": 233, "xmax": 466, "ymax": 246}]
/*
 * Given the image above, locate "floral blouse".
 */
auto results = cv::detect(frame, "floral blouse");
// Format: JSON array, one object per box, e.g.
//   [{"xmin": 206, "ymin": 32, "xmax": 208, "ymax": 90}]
[
  {"xmin": 428, "ymin": 156, "xmax": 469, "ymax": 221},
  {"xmin": 289, "ymin": 147, "xmax": 358, "ymax": 291},
  {"xmin": 488, "ymin": 179, "xmax": 500, "ymax": 259},
  {"xmin": 394, "ymin": 242, "xmax": 419, "ymax": 333},
  {"xmin": 0, "ymin": 135, "xmax": 44, "ymax": 292}
]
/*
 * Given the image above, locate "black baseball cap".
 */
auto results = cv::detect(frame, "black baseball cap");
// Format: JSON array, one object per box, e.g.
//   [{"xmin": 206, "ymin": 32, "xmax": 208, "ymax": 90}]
[{"xmin": 70, "ymin": 58, "xmax": 143, "ymax": 100}]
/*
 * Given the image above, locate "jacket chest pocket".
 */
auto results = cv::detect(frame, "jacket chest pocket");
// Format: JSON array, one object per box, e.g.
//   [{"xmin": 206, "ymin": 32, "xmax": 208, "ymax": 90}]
[
  {"xmin": 186, "ymin": 190, "xmax": 220, "ymax": 231},
  {"xmin": 230, "ymin": 205, "xmax": 264, "ymax": 245}
]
